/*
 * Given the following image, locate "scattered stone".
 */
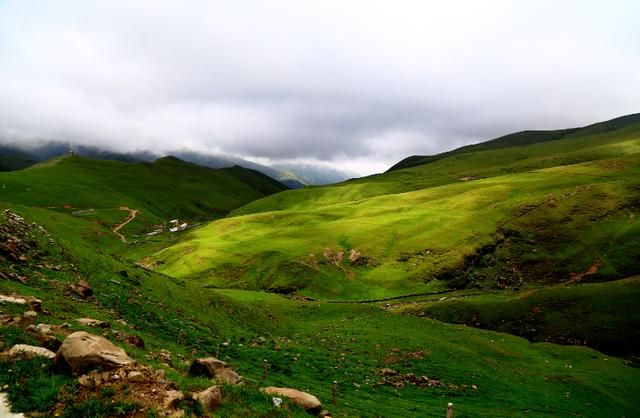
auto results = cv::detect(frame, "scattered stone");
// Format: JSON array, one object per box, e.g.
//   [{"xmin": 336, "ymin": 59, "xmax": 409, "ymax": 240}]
[
  {"xmin": 37, "ymin": 333, "xmax": 62, "ymax": 353},
  {"xmin": 159, "ymin": 349, "xmax": 173, "ymax": 366},
  {"xmin": 348, "ymin": 248, "xmax": 363, "ymax": 264},
  {"xmin": 214, "ymin": 368, "xmax": 243, "ymax": 385},
  {"xmin": 163, "ymin": 390, "xmax": 184, "ymax": 410},
  {"xmin": 54, "ymin": 331, "xmax": 133, "ymax": 375},
  {"xmin": 28, "ymin": 298, "xmax": 42, "ymax": 312},
  {"xmin": 35, "ymin": 323, "xmax": 52, "ymax": 335},
  {"xmin": 77, "ymin": 374, "xmax": 95, "ymax": 388},
  {"xmin": 190, "ymin": 357, "xmax": 243, "ymax": 385},
  {"xmin": 379, "ymin": 368, "xmax": 396, "ymax": 376},
  {"xmin": 323, "ymin": 248, "xmax": 344, "ymax": 266},
  {"xmin": 5, "ymin": 344, "xmax": 55, "ymax": 360},
  {"xmin": 193, "ymin": 386, "xmax": 221, "ymax": 409},
  {"xmin": 128, "ymin": 371, "xmax": 146, "ymax": 383},
  {"xmin": 375, "ymin": 368, "xmax": 442, "ymax": 389},
  {"xmin": 76, "ymin": 318, "xmax": 108, "ymax": 328},
  {"xmin": 71, "ymin": 280, "xmax": 93, "ymax": 298},
  {"xmin": 23, "ymin": 311, "xmax": 37, "ymax": 319},
  {"xmin": 190, "ymin": 357, "xmax": 227, "ymax": 377},
  {"xmin": 261, "ymin": 387, "xmax": 322, "ymax": 414},
  {"xmin": 124, "ymin": 334, "xmax": 145, "ymax": 349},
  {"xmin": 0, "ymin": 295, "xmax": 27, "ymax": 305}
]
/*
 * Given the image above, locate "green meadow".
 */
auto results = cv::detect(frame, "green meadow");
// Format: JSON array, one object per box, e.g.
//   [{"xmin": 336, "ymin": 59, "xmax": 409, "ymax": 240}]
[
  {"xmin": 1, "ymin": 114, "xmax": 639, "ymax": 416},
  {"xmin": 152, "ymin": 121, "xmax": 640, "ymax": 300}
]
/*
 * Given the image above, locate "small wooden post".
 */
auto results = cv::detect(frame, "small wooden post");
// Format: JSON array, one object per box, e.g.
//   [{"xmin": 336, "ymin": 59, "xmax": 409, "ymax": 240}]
[
  {"xmin": 216, "ymin": 344, "xmax": 220, "ymax": 358},
  {"xmin": 262, "ymin": 359, "xmax": 268, "ymax": 382},
  {"xmin": 332, "ymin": 381, "xmax": 337, "ymax": 405},
  {"xmin": 446, "ymin": 402, "xmax": 454, "ymax": 418}
]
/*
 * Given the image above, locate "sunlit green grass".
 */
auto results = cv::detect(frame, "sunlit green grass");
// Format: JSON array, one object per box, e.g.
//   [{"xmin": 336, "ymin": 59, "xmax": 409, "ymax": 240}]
[{"xmin": 154, "ymin": 152, "xmax": 640, "ymax": 299}]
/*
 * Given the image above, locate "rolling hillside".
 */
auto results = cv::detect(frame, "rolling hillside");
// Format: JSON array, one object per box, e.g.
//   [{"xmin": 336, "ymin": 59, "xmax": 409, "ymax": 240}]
[
  {"xmin": 1, "ymin": 204, "xmax": 639, "ymax": 417},
  {"xmin": 388, "ymin": 113, "xmax": 640, "ymax": 171},
  {"xmin": 151, "ymin": 116, "xmax": 640, "ymax": 300},
  {"xmin": 0, "ymin": 155, "xmax": 286, "ymax": 248},
  {"xmin": 1, "ymin": 114, "xmax": 639, "ymax": 417}
]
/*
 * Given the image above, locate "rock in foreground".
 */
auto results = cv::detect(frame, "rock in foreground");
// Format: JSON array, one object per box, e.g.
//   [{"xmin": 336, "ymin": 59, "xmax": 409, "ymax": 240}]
[
  {"xmin": 5, "ymin": 344, "xmax": 55, "ymax": 360},
  {"xmin": 54, "ymin": 331, "xmax": 132, "ymax": 375},
  {"xmin": 261, "ymin": 387, "xmax": 322, "ymax": 413},
  {"xmin": 190, "ymin": 357, "xmax": 243, "ymax": 385}
]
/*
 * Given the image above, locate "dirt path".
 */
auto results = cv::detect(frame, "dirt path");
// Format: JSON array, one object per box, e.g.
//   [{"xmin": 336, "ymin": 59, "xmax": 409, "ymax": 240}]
[
  {"xmin": 567, "ymin": 258, "xmax": 602, "ymax": 284},
  {"xmin": 111, "ymin": 206, "xmax": 139, "ymax": 243}
]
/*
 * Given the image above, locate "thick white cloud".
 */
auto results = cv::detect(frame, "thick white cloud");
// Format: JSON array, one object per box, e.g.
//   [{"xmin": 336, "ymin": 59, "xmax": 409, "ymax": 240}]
[{"xmin": 0, "ymin": 0, "xmax": 639, "ymax": 174}]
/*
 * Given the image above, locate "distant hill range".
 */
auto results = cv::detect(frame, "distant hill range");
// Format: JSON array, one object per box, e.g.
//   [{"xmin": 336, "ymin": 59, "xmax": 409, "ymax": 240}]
[
  {"xmin": 388, "ymin": 113, "xmax": 640, "ymax": 171},
  {"xmin": 0, "ymin": 141, "xmax": 355, "ymax": 187}
]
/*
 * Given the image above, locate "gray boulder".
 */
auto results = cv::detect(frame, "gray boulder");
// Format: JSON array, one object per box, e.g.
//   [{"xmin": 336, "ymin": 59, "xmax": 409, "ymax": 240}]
[{"xmin": 54, "ymin": 331, "xmax": 132, "ymax": 375}]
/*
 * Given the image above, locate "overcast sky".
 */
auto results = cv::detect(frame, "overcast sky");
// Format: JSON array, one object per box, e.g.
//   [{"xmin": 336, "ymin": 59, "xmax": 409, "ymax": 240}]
[{"xmin": 1, "ymin": 1, "xmax": 639, "ymax": 175}]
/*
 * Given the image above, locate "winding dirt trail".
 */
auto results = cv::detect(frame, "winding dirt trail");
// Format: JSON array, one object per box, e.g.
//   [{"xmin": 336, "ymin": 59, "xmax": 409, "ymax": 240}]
[{"xmin": 112, "ymin": 206, "xmax": 139, "ymax": 243}]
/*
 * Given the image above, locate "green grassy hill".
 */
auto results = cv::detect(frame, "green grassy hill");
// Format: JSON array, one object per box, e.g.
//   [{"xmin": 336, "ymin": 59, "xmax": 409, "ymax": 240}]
[
  {"xmin": 1, "ymin": 206, "xmax": 639, "ymax": 417},
  {"xmin": 388, "ymin": 112, "xmax": 640, "ymax": 171},
  {"xmin": 151, "ymin": 118, "xmax": 640, "ymax": 300},
  {"xmin": 1, "ymin": 114, "xmax": 640, "ymax": 417},
  {"xmin": 0, "ymin": 155, "xmax": 286, "ymax": 249}
]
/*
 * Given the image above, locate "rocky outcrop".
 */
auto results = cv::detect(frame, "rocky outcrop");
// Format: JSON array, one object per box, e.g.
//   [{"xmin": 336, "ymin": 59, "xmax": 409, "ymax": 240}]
[
  {"xmin": 193, "ymin": 386, "xmax": 221, "ymax": 409},
  {"xmin": 35, "ymin": 323, "xmax": 52, "ymax": 334},
  {"xmin": 260, "ymin": 387, "xmax": 322, "ymax": 413},
  {"xmin": 54, "ymin": 331, "xmax": 133, "ymax": 375},
  {"xmin": 76, "ymin": 318, "xmax": 108, "ymax": 328},
  {"xmin": 190, "ymin": 357, "xmax": 243, "ymax": 385},
  {"xmin": 127, "ymin": 371, "xmax": 146, "ymax": 383},
  {"xmin": 0, "ymin": 295, "xmax": 27, "ymax": 305},
  {"xmin": 71, "ymin": 280, "xmax": 93, "ymax": 298},
  {"xmin": 163, "ymin": 390, "xmax": 184, "ymax": 410},
  {"xmin": 214, "ymin": 368, "xmax": 242, "ymax": 385},
  {"xmin": 4, "ymin": 344, "xmax": 55, "ymax": 360},
  {"xmin": 190, "ymin": 357, "xmax": 227, "ymax": 376}
]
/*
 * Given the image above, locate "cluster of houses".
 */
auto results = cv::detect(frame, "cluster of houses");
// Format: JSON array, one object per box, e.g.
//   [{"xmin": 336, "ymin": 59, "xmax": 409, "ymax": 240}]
[{"xmin": 146, "ymin": 219, "xmax": 190, "ymax": 238}]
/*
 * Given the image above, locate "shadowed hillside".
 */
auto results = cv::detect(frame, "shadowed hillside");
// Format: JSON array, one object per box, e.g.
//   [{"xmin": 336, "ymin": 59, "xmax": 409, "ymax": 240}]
[{"xmin": 388, "ymin": 113, "xmax": 640, "ymax": 171}]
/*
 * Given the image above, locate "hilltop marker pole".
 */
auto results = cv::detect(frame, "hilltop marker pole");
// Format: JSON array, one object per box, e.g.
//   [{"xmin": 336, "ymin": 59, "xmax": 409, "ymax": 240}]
[
  {"xmin": 262, "ymin": 359, "xmax": 268, "ymax": 382},
  {"xmin": 447, "ymin": 402, "xmax": 454, "ymax": 418},
  {"xmin": 332, "ymin": 381, "xmax": 337, "ymax": 405}
]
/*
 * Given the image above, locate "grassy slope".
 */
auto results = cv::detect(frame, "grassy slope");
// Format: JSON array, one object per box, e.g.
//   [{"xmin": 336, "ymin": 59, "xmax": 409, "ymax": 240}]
[
  {"xmin": 388, "ymin": 112, "xmax": 640, "ymax": 171},
  {"xmin": 1, "ymin": 116, "xmax": 639, "ymax": 416},
  {"xmin": 152, "ymin": 122, "xmax": 640, "ymax": 299},
  {"xmin": 0, "ymin": 155, "xmax": 286, "ymax": 249},
  {"xmin": 1, "ymin": 206, "xmax": 639, "ymax": 417},
  {"xmin": 393, "ymin": 277, "xmax": 640, "ymax": 358}
]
